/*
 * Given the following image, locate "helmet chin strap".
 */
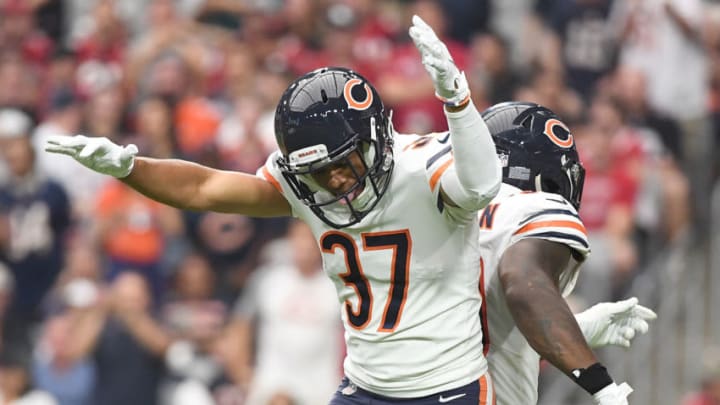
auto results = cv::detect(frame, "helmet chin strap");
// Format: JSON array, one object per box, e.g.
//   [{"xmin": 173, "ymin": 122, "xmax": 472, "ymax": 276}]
[
  {"xmin": 534, "ymin": 174, "xmax": 544, "ymax": 193},
  {"xmin": 365, "ymin": 117, "xmax": 378, "ymax": 166},
  {"xmin": 383, "ymin": 111, "xmax": 395, "ymax": 171},
  {"xmin": 351, "ymin": 181, "xmax": 375, "ymax": 210},
  {"xmin": 564, "ymin": 168, "xmax": 575, "ymax": 202}
]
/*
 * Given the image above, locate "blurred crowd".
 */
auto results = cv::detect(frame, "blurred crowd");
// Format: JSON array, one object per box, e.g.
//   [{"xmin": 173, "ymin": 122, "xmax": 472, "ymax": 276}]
[{"xmin": 0, "ymin": 0, "xmax": 718, "ymax": 404}]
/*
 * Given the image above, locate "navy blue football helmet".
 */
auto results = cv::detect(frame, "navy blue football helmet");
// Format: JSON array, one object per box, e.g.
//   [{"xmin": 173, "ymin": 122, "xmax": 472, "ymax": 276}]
[
  {"xmin": 275, "ymin": 67, "xmax": 394, "ymax": 228},
  {"xmin": 481, "ymin": 102, "xmax": 585, "ymax": 209}
]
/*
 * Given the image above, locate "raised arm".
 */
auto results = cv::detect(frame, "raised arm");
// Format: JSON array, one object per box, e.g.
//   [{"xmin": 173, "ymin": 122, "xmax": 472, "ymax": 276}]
[
  {"xmin": 45, "ymin": 135, "xmax": 291, "ymax": 217},
  {"xmin": 409, "ymin": 16, "xmax": 501, "ymax": 211},
  {"xmin": 499, "ymin": 238, "xmax": 632, "ymax": 404}
]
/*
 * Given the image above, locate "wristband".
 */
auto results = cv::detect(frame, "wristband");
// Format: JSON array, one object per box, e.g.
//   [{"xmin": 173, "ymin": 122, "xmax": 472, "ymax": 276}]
[
  {"xmin": 571, "ymin": 362, "xmax": 614, "ymax": 395},
  {"xmin": 438, "ymin": 93, "xmax": 471, "ymax": 109}
]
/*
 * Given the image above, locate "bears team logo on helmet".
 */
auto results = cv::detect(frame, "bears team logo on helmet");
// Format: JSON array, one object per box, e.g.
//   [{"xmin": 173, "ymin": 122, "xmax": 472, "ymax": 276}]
[
  {"xmin": 543, "ymin": 118, "xmax": 574, "ymax": 148},
  {"xmin": 343, "ymin": 78, "xmax": 373, "ymax": 111}
]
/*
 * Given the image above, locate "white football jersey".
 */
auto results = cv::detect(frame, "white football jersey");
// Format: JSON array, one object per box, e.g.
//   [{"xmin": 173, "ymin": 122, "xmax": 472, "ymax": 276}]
[
  {"xmin": 259, "ymin": 133, "xmax": 489, "ymax": 398},
  {"xmin": 477, "ymin": 184, "xmax": 590, "ymax": 405}
]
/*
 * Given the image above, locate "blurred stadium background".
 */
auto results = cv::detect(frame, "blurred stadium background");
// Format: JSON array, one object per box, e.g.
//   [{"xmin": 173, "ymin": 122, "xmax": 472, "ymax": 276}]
[{"xmin": 0, "ymin": 0, "xmax": 718, "ymax": 404}]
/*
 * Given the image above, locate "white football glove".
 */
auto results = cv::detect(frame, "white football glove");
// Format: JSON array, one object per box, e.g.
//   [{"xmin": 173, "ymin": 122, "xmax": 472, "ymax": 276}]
[
  {"xmin": 44, "ymin": 135, "xmax": 138, "ymax": 178},
  {"xmin": 408, "ymin": 15, "xmax": 470, "ymax": 107},
  {"xmin": 576, "ymin": 297, "xmax": 657, "ymax": 348},
  {"xmin": 592, "ymin": 382, "xmax": 633, "ymax": 405}
]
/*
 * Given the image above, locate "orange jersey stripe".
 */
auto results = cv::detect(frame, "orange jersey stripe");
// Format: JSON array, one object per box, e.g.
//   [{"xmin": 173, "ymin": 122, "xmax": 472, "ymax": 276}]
[
  {"xmin": 429, "ymin": 157, "xmax": 454, "ymax": 191},
  {"xmin": 513, "ymin": 220, "xmax": 587, "ymax": 237},
  {"xmin": 478, "ymin": 374, "xmax": 495, "ymax": 405},
  {"xmin": 261, "ymin": 166, "xmax": 283, "ymax": 194}
]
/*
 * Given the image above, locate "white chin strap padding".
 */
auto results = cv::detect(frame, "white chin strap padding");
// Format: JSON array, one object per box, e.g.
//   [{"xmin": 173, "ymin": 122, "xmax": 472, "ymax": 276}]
[
  {"xmin": 365, "ymin": 116, "xmax": 377, "ymax": 166},
  {"xmin": 564, "ymin": 168, "xmax": 574, "ymax": 199},
  {"xmin": 534, "ymin": 174, "xmax": 543, "ymax": 192}
]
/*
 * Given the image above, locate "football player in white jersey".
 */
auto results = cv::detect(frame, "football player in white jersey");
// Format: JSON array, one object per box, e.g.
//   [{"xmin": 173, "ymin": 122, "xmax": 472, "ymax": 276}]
[
  {"xmin": 44, "ymin": 17, "xmax": 502, "ymax": 405},
  {"xmin": 477, "ymin": 101, "xmax": 656, "ymax": 405}
]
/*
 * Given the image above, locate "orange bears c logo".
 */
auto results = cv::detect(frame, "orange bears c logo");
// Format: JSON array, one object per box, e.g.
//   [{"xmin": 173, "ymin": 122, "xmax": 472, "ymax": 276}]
[
  {"xmin": 543, "ymin": 118, "xmax": 574, "ymax": 148},
  {"xmin": 343, "ymin": 78, "xmax": 373, "ymax": 111}
]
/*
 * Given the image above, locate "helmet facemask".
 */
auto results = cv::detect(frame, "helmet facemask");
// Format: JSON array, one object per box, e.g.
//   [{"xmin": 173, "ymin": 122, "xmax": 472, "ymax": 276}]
[
  {"xmin": 274, "ymin": 67, "xmax": 395, "ymax": 228},
  {"xmin": 278, "ymin": 116, "xmax": 394, "ymax": 228}
]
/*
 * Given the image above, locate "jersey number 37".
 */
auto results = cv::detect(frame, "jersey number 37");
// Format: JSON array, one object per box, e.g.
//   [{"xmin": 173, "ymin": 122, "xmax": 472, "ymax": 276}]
[{"xmin": 321, "ymin": 230, "xmax": 411, "ymax": 332}]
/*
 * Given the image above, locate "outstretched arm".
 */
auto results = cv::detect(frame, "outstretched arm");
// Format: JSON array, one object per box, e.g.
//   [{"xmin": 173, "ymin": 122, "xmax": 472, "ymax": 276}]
[
  {"xmin": 125, "ymin": 157, "xmax": 290, "ymax": 216},
  {"xmin": 499, "ymin": 238, "xmax": 632, "ymax": 404},
  {"xmin": 45, "ymin": 135, "xmax": 291, "ymax": 217},
  {"xmin": 409, "ymin": 16, "xmax": 501, "ymax": 212}
]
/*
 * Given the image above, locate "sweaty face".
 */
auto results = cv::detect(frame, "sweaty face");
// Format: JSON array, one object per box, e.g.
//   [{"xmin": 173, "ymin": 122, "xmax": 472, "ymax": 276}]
[{"xmin": 310, "ymin": 150, "xmax": 367, "ymax": 200}]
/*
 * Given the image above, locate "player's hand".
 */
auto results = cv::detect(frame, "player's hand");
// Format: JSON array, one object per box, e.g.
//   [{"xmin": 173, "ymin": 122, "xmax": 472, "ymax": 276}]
[
  {"xmin": 408, "ymin": 15, "xmax": 470, "ymax": 107},
  {"xmin": 592, "ymin": 382, "xmax": 633, "ymax": 405},
  {"xmin": 45, "ymin": 135, "xmax": 138, "ymax": 178},
  {"xmin": 575, "ymin": 297, "xmax": 657, "ymax": 348}
]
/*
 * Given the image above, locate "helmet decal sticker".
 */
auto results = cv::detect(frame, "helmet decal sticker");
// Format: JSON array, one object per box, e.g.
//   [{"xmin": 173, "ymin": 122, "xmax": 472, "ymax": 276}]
[
  {"xmin": 344, "ymin": 78, "xmax": 373, "ymax": 111},
  {"xmin": 543, "ymin": 118, "xmax": 574, "ymax": 148},
  {"xmin": 508, "ymin": 166, "xmax": 531, "ymax": 181}
]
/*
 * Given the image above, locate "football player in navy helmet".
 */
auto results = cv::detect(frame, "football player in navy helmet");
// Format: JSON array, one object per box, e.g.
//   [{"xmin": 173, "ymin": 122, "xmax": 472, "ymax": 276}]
[
  {"xmin": 273, "ymin": 67, "xmax": 394, "ymax": 228},
  {"xmin": 45, "ymin": 16, "xmax": 505, "ymax": 405},
  {"xmin": 484, "ymin": 101, "xmax": 585, "ymax": 209},
  {"xmin": 476, "ymin": 101, "xmax": 653, "ymax": 405}
]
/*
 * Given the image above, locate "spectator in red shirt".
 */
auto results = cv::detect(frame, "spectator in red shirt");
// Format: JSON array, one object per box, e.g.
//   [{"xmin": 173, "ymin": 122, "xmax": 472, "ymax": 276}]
[
  {"xmin": 573, "ymin": 96, "xmax": 644, "ymax": 305},
  {"xmin": 579, "ymin": 97, "xmax": 644, "ymax": 232}
]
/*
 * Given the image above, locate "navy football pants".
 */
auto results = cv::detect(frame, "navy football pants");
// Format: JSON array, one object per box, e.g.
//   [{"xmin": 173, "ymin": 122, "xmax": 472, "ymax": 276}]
[{"xmin": 328, "ymin": 375, "xmax": 495, "ymax": 405}]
